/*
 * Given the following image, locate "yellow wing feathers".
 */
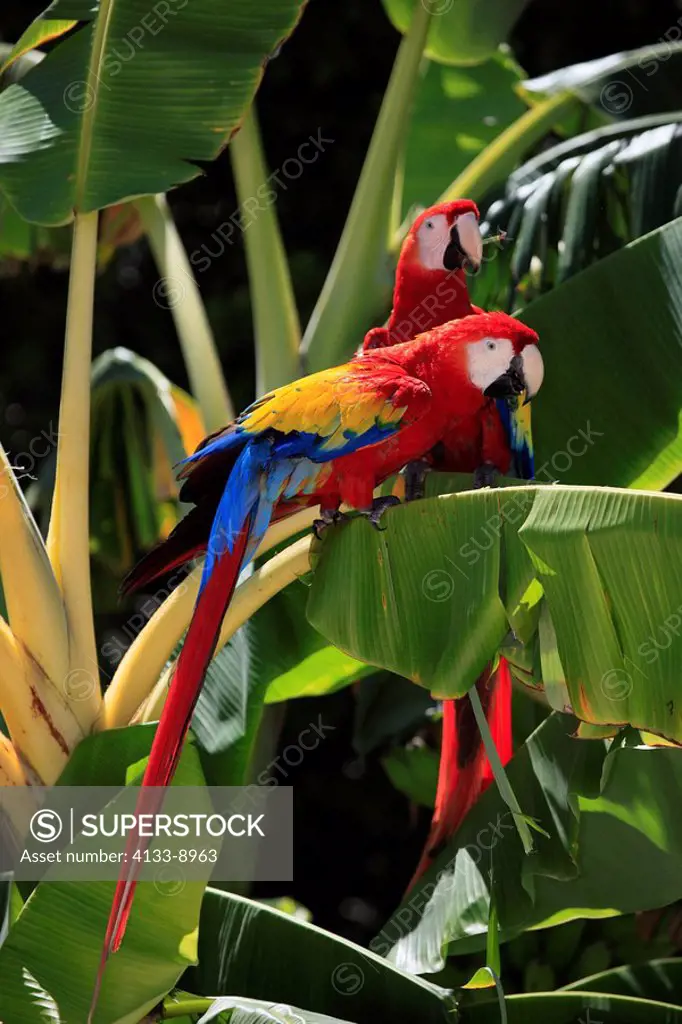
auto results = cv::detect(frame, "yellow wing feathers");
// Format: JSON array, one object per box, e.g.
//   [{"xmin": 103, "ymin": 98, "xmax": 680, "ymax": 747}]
[{"xmin": 238, "ymin": 363, "xmax": 430, "ymax": 452}]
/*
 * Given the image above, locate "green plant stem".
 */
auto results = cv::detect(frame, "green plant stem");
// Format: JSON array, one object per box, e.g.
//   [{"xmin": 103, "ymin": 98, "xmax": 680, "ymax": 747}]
[
  {"xmin": 46, "ymin": 210, "xmax": 101, "ymax": 731},
  {"xmin": 440, "ymin": 91, "xmax": 577, "ymax": 204},
  {"xmin": 137, "ymin": 194, "xmax": 234, "ymax": 431},
  {"xmin": 300, "ymin": 2, "xmax": 432, "ymax": 371},
  {"xmin": 468, "ymin": 684, "xmax": 534, "ymax": 854},
  {"xmin": 231, "ymin": 106, "xmax": 302, "ymax": 393},
  {"xmin": 162, "ymin": 997, "xmax": 212, "ymax": 1019}
]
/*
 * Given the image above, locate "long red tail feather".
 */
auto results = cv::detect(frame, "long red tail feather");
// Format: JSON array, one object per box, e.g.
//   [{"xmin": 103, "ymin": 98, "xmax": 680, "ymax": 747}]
[
  {"xmin": 408, "ymin": 657, "xmax": 512, "ymax": 887},
  {"xmin": 88, "ymin": 521, "xmax": 250, "ymax": 1022}
]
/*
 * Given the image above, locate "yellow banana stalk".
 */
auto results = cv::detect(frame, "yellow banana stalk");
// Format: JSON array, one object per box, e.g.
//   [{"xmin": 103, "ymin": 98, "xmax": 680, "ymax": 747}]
[
  {"xmin": 0, "ymin": 449, "xmax": 86, "ymax": 782},
  {"xmin": 0, "ymin": 733, "xmax": 31, "ymax": 788},
  {"xmin": 136, "ymin": 536, "xmax": 313, "ymax": 724},
  {"xmin": 103, "ymin": 535, "xmax": 312, "ymax": 728},
  {"xmin": 0, "ymin": 613, "xmax": 73, "ymax": 784},
  {"xmin": 102, "ymin": 569, "xmax": 200, "ymax": 729},
  {"xmin": 0, "ymin": 444, "xmax": 69, "ymax": 688},
  {"xmin": 46, "ymin": 212, "xmax": 102, "ymax": 733}
]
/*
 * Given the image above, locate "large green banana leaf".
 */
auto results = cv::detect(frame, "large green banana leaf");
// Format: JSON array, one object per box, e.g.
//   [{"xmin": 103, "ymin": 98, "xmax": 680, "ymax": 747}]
[
  {"xmin": 308, "ymin": 479, "xmax": 682, "ymax": 743},
  {"xmin": 0, "ymin": 0, "xmax": 306, "ymax": 224},
  {"xmin": 382, "ymin": 0, "xmax": 529, "ymax": 67},
  {"xmin": 399, "ymin": 49, "xmax": 527, "ymax": 216},
  {"xmin": 523, "ymin": 217, "xmax": 682, "ymax": 489},
  {"xmin": 183, "ymin": 888, "xmax": 455, "ymax": 1024}
]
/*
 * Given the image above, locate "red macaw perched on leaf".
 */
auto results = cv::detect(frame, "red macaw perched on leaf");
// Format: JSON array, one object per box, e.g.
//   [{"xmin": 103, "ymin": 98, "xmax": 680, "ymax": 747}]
[
  {"xmin": 90, "ymin": 312, "xmax": 543, "ymax": 1019},
  {"xmin": 359, "ymin": 199, "xmax": 537, "ymax": 885}
]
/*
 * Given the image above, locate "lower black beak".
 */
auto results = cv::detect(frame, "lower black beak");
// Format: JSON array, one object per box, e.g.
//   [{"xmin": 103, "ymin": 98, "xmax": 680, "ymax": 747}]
[
  {"xmin": 443, "ymin": 225, "xmax": 474, "ymax": 273},
  {"xmin": 483, "ymin": 355, "xmax": 526, "ymax": 399}
]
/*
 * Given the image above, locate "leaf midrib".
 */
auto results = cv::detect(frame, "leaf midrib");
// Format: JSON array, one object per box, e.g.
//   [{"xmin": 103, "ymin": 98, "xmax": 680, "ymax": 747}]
[{"xmin": 74, "ymin": 0, "xmax": 116, "ymax": 212}]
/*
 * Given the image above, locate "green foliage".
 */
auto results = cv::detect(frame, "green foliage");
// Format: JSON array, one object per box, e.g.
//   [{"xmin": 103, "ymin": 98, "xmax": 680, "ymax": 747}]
[
  {"xmin": 380, "ymin": 716, "xmax": 682, "ymax": 977},
  {"xmin": 0, "ymin": 0, "xmax": 306, "ymax": 223},
  {"xmin": 185, "ymin": 887, "xmax": 456, "ymax": 1023},
  {"xmin": 400, "ymin": 49, "xmax": 527, "ymax": 215},
  {"xmin": 3, "ymin": 6, "xmax": 682, "ymax": 1022},
  {"xmin": 308, "ymin": 476, "xmax": 682, "ymax": 747},
  {"xmin": 0, "ymin": 742, "xmax": 207, "ymax": 1024},
  {"xmin": 382, "ymin": 0, "xmax": 530, "ymax": 66},
  {"xmin": 524, "ymin": 218, "xmax": 682, "ymax": 489}
]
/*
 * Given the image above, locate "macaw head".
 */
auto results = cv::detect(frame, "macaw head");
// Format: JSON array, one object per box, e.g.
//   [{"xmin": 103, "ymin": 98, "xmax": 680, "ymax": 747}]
[
  {"xmin": 458, "ymin": 311, "xmax": 544, "ymax": 403},
  {"xmin": 403, "ymin": 199, "xmax": 483, "ymax": 274}
]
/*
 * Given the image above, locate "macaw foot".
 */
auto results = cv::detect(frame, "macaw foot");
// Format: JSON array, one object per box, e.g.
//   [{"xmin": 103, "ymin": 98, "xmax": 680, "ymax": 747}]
[
  {"xmin": 358, "ymin": 495, "xmax": 401, "ymax": 530},
  {"xmin": 312, "ymin": 507, "xmax": 349, "ymax": 540},
  {"xmin": 473, "ymin": 462, "xmax": 498, "ymax": 489},
  {"xmin": 402, "ymin": 459, "xmax": 431, "ymax": 502}
]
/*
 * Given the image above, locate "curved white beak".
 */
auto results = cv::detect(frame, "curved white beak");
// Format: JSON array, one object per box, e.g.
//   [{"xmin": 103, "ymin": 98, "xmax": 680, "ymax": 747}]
[
  {"xmin": 455, "ymin": 211, "xmax": 483, "ymax": 271},
  {"xmin": 521, "ymin": 344, "xmax": 544, "ymax": 401}
]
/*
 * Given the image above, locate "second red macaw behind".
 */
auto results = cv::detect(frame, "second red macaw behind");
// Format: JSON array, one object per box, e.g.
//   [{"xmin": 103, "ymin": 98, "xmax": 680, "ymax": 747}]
[{"xmin": 361, "ymin": 198, "xmax": 537, "ymax": 884}]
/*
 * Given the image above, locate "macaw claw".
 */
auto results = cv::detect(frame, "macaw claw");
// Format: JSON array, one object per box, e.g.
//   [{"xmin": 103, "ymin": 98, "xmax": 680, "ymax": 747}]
[
  {"xmin": 360, "ymin": 495, "xmax": 401, "ymax": 530},
  {"xmin": 473, "ymin": 462, "xmax": 498, "ymax": 489},
  {"xmin": 402, "ymin": 459, "xmax": 431, "ymax": 502},
  {"xmin": 313, "ymin": 508, "xmax": 349, "ymax": 539}
]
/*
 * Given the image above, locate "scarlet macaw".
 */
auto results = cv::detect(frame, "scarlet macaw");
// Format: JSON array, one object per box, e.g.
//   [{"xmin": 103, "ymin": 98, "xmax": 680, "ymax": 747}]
[
  {"xmin": 363, "ymin": 199, "xmax": 482, "ymax": 351},
  {"xmin": 90, "ymin": 312, "xmax": 543, "ymax": 1016},
  {"xmin": 362, "ymin": 199, "xmax": 536, "ymax": 882}
]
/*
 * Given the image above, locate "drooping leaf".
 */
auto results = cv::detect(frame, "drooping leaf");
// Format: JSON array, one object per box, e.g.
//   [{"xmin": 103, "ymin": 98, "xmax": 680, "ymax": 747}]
[
  {"xmin": 309, "ymin": 480, "xmax": 682, "ymax": 742},
  {"xmin": 561, "ymin": 956, "xmax": 682, "ymax": 1003},
  {"xmin": 475, "ymin": 115, "xmax": 682, "ymax": 310},
  {"xmin": 0, "ymin": 0, "xmax": 307, "ymax": 224},
  {"xmin": 194, "ymin": 995, "xmax": 358, "ymax": 1024},
  {"xmin": 184, "ymin": 887, "xmax": 456, "ymax": 1024},
  {"xmin": 88, "ymin": 348, "xmax": 200, "ymax": 587},
  {"xmin": 307, "ymin": 476, "xmax": 535, "ymax": 698},
  {"xmin": 518, "ymin": 486, "xmax": 682, "ymax": 742},
  {"xmin": 522, "ymin": 41, "xmax": 682, "ymax": 120},
  {"xmin": 464, "ymin": 990, "xmax": 682, "ymax": 1023}
]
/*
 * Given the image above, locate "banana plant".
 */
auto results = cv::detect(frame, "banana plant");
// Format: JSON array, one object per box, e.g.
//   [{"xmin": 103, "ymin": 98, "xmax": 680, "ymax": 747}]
[{"xmin": 2, "ymin": 4, "xmax": 682, "ymax": 1024}]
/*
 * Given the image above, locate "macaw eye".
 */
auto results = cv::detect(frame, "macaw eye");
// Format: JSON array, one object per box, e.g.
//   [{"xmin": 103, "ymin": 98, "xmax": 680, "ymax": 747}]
[
  {"xmin": 486, "ymin": 340, "xmax": 496, "ymax": 351},
  {"xmin": 424, "ymin": 220, "xmax": 434, "ymax": 230}
]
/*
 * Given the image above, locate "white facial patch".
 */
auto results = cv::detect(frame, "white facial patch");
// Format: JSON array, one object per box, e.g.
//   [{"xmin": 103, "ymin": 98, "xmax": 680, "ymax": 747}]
[
  {"xmin": 466, "ymin": 337, "xmax": 515, "ymax": 392},
  {"xmin": 416, "ymin": 213, "xmax": 451, "ymax": 270}
]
